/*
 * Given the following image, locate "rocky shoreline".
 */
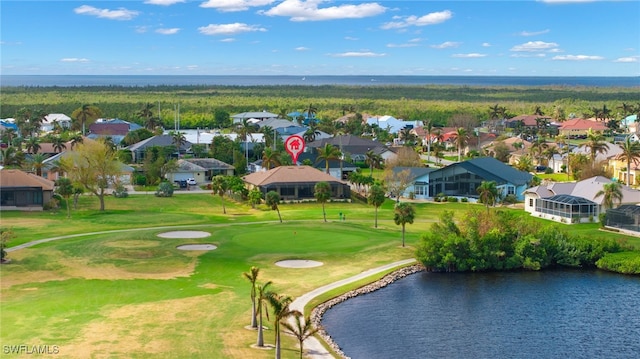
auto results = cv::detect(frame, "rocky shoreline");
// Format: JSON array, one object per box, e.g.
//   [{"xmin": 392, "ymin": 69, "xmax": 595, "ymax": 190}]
[{"xmin": 310, "ymin": 264, "xmax": 425, "ymax": 359}]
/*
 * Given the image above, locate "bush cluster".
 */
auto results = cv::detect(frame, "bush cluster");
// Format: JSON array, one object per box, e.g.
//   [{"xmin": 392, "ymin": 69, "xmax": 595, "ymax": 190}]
[{"xmin": 416, "ymin": 209, "xmax": 624, "ymax": 272}]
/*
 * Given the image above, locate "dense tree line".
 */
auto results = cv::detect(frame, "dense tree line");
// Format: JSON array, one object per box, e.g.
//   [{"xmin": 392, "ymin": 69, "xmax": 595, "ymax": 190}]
[{"xmin": 416, "ymin": 209, "xmax": 625, "ymax": 272}]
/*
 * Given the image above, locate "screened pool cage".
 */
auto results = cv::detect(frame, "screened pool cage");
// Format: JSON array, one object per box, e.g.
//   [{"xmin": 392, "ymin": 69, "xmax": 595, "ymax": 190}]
[
  {"xmin": 605, "ymin": 205, "xmax": 640, "ymax": 232},
  {"xmin": 534, "ymin": 194, "xmax": 598, "ymax": 223}
]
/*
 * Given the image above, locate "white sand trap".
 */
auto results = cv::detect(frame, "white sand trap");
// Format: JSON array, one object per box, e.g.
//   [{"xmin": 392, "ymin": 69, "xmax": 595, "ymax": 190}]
[
  {"xmin": 157, "ymin": 231, "xmax": 211, "ymax": 239},
  {"xmin": 275, "ymin": 260, "xmax": 324, "ymax": 268},
  {"xmin": 176, "ymin": 244, "xmax": 217, "ymax": 251}
]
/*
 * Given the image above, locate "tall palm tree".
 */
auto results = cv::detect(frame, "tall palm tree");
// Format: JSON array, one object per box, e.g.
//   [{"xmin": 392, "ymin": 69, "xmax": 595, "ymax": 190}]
[
  {"xmin": 137, "ymin": 102, "xmax": 160, "ymax": 130},
  {"xmin": 399, "ymin": 127, "xmax": 416, "ymax": 146},
  {"xmin": 314, "ymin": 181, "xmax": 332, "ymax": 222},
  {"xmin": 51, "ymin": 136, "xmax": 67, "ymax": 153},
  {"xmin": 28, "ymin": 153, "xmax": 48, "ymax": 176},
  {"xmin": 0, "ymin": 147, "xmax": 25, "ymax": 167},
  {"xmin": 69, "ymin": 132, "xmax": 84, "ymax": 149},
  {"xmin": 72, "ymin": 104, "xmax": 101, "ymax": 135},
  {"xmin": 305, "ymin": 103, "xmax": 318, "ymax": 123},
  {"xmin": 243, "ymin": 266, "xmax": 260, "ymax": 329},
  {"xmin": 617, "ymin": 136, "xmax": 640, "ymax": 185},
  {"xmin": 266, "ymin": 191, "xmax": 282, "ymax": 223},
  {"xmin": 268, "ymin": 294, "xmax": 295, "ymax": 359},
  {"xmin": 262, "ymin": 147, "xmax": 281, "ymax": 170},
  {"xmin": 2, "ymin": 128, "xmax": 17, "ymax": 147},
  {"xmin": 452, "ymin": 127, "xmax": 468, "ymax": 162},
  {"xmin": 368, "ymin": 184, "xmax": 386, "ymax": 228},
  {"xmin": 211, "ymin": 175, "xmax": 228, "ymax": 214},
  {"xmin": 303, "ymin": 126, "xmax": 321, "ymax": 143},
  {"xmin": 261, "ymin": 125, "xmax": 278, "ymax": 150},
  {"xmin": 583, "ymin": 129, "xmax": 608, "ymax": 169},
  {"xmin": 595, "ymin": 181, "xmax": 623, "ymax": 210},
  {"xmin": 24, "ymin": 137, "xmax": 41, "ymax": 154},
  {"xmin": 170, "ymin": 131, "xmax": 187, "ymax": 151},
  {"xmin": 476, "ymin": 180, "xmax": 499, "ymax": 213},
  {"xmin": 364, "ymin": 149, "xmax": 382, "ymax": 175},
  {"xmin": 282, "ymin": 312, "xmax": 318, "ymax": 359},
  {"xmin": 393, "ymin": 202, "xmax": 415, "ymax": 247},
  {"xmin": 255, "ymin": 281, "xmax": 274, "ymax": 347},
  {"xmin": 315, "ymin": 144, "xmax": 341, "ymax": 174}
]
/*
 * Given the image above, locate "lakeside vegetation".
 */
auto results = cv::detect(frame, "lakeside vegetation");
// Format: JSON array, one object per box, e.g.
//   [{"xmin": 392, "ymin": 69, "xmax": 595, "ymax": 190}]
[{"xmin": 1, "ymin": 194, "xmax": 639, "ymax": 358}]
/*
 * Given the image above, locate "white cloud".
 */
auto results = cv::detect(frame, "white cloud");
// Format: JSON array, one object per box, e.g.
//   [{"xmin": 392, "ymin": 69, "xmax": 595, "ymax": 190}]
[
  {"xmin": 430, "ymin": 41, "xmax": 460, "ymax": 49},
  {"xmin": 156, "ymin": 28, "xmax": 180, "ymax": 35},
  {"xmin": 344, "ymin": 36, "xmax": 359, "ymax": 41},
  {"xmin": 60, "ymin": 58, "xmax": 90, "ymax": 63},
  {"xmin": 135, "ymin": 26, "xmax": 149, "ymax": 33},
  {"xmin": 74, "ymin": 5, "xmax": 139, "ymax": 20},
  {"xmin": 387, "ymin": 43, "xmax": 419, "ymax": 48},
  {"xmin": 519, "ymin": 29, "xmax": 550, "ymax": 36},
  {"xmin": 510, "ymin": 53, "xmax": 546, "ymax": 58},
  {"xmin": 329, "ymin": 51, "xmax": 386, "ymax": 58},
  {"xmin": 482, "ymin": 42, "xmax": 491, "ymax": 47},
  {"xmin": 262, "ymin": 0, "xmax": 386, "ymax": 21},
  {"xmin": 614, "ymin": 56, "xmax": 639, "ymax": 63},
  {"xmin": 221, "ymin": 38, "xmax": 236, "ymax": 42},
  {"xmin": 201, "ymin": 0, "xmax": 276, "ymax": 12},
  {"xmin": 452, "ymin": 53, "xmax": 487, "ymax": 58},
  {"xmin": 295, "ymin": 46, "xmax": 310, "ymax": 51},
  {"xmin": 198, "ymin": 23, "xmax": 267, "ymax": 36},
  {"xmin": 511, "ymin": 41, "xmax": 559, "ymax": 52},
  {"xmin": 552, "ymin": 54, "xmax": 604, "ymax": 61},
  {"xmin": 381, "ymin": 10, "xmax": 452, "ymax": 29},
  {"xmin": 144, "ymin": 0, "xmax": 185, "ymax": 5}
]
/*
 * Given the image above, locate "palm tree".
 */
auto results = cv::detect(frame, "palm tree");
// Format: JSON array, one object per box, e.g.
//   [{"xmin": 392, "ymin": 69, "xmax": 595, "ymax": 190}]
[
  {"xmin": 261, "ymin": 125, "xmax": 278, "ymax": 150},
  {"xmin": 266, "ymin": 190, "xmax": 282, "ymax": 223},
  {"xmin": 137, "ymin": 102, "xmax": 160, "ymax": 130},
  {"xmin": 583, "ymin": 129, "xmax": 608, "ymax": 169},
  {"xmin": 55, "ymin": 177, "xmax": 74, "ymax": 218},
  {"xmin": 28, "ymin": 153, "xmax": 48, "ymax": 176},
  {"xmin": 2, "ymin": 128, "xmax": 17, "ymax": 147},
  {"xmin": 364, "ymin": 149, "xmax": 382, "ymax": 175},
  {"xmin": 211, "ymin": 175, "xmax": 228, "ymax": 214},
  {"xmin": 51, "ymin": 136, "xmax": 67, "ymax": 153},
  {"xmin": 315, "ymin": 144, "xmax": 341, "ymax": 174},
  {"xmin": 24, "ymin": 137, "xmax": 41, "ymax": 154},
  {"xmin": 476, "ymin": 180, "xmax": 499, "ymax": 213},
  {"xmin": 268, "ymin": 294, "xmax": 296, "ymax": 359},
  {"xmin": 170, "ymin": 131, "xmax": 186, "ymax": 152},
  {"xmin": 282, "ymin": 312, "xmax": 319, "ymax": 359},
  {"xmin": 595, "ymin": 181, "xmax": 623, "ymax": 210},
  {"xmin": 0, "ymin": 147, "xmax": 25, "ymax": 167},
  {"xmin": 69, "ymin": 132, "xmax": 84, "ymax": 149},
  {"xmin": 243, "ymin": 266, "xmax": 260, "ymax": 329},
  {"xmin": 262, "ymin": 147, "xmax": 282, "ymax": 170},
  {"xmin": 368, "ymin": 184, "xmax": 386, "ymax": 228},
  {"xmin": 617, "ymin": 136, "xmax": 640, "ymax": 185},
  {"xmin": 304, "ymin": 103, "xmax": 318, "ymax": 123},
  {"xmin": 452, "ymin": 127, "xmax": 468, "ymax": 162},
  {"xmin": 399, "ymin": 127, "xmax": 416, "ymax": 146},
  {"xmin": 303, "ymin": 123, "xmax": 321, "ymax": 143},
  {"xmin": 72, "ymin": 104, "xmax": 101, "ymax": 135},
  {"xmin": 314, "ymin": 181, "xmax": 332, "ymax": 222},
  {"xmin": 255, "ymin": 281, "xmax": 274, "ymax": 347},
  {"xmin": 393, "ymin": 202, "xmax": 415, "ymax": 247}
]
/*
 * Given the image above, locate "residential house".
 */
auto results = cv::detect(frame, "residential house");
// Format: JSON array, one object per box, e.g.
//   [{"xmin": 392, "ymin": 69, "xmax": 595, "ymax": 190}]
[
  {"xmin": 231, "ymin": 111, "xmax": 279, "ymax": 124},
  {"xmin": 242, "ymin": 165, "xmax": 350, "ymax": 201},
  {"xmin": 558, "ymin": 118, "xmax": 607, "ymax": 138},
  {"xmin": 42, "ymin": 113, "xmax": 72, "ymax": 132},
  {"xmin": 183, "ymin": 158, "xmax": 235, "ymax": 179},
  {"xmin": 165, "ymin": 159, "xmax": 207, "ymax": 184},
  {"xmin": 483, "ymin": 137, "xmax": 533, "ymax": 165},
  {"xmin": 393, "ymin": 167, "xmax": 437, "ymax": 200},
  {"xmin": 126, "ymin": 135, "xmax": 192, "ymax": 163},
  {"xmin": 0, "ymin": 169, "xmax": 55, "ymax": 211},
  {"xmin": 524, "ymin": 176, "xmax": 640, "ymax": 224},
  {"xmin": 306, "ymin": 135, "xmax": 396, "ymax": 163},
  {"xmin": 297, "ymin": 153, "xmax": 359, "ymax": 180},
  {"xmin": 427, "ymin": 157, "xmax": 533, "ymax": 200}
]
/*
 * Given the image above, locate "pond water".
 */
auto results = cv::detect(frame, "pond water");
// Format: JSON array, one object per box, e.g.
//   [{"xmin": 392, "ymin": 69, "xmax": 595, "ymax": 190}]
[{"xmin": 322, "ymin": 270, "xmax": 640, "ymax": 359}]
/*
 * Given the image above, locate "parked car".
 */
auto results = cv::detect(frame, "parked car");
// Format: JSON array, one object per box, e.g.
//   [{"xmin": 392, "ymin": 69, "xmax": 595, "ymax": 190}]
[
  {"xmin": 186, "ymin": 178, "xmax": 197, "ymax": 186},
  {"xmin": 174, "ymin": 180, "xmax": 188, "ymax": 189}
]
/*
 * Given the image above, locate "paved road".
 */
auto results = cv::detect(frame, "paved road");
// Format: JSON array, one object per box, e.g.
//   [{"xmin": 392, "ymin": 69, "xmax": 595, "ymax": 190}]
[{"xmin": 289, "ymin": 258, "xmax": 417, "ymax": 359}]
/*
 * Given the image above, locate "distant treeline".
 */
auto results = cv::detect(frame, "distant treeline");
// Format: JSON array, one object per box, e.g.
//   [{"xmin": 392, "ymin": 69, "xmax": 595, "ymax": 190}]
[{"xmin": 2, "ymin": 84, "xmax": 638, "ymax": 128}]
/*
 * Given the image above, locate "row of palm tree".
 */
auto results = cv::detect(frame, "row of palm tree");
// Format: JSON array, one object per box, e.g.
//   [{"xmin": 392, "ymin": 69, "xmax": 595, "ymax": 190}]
[{"xmin": 243, "ymin": 266, "xmax": 317, "ymax": 359}]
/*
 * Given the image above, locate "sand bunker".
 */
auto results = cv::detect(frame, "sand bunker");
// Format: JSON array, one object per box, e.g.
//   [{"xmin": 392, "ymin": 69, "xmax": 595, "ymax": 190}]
[
  {"xmin": 176, "ymin": 244, "xmax": 217, "ymax": 251},
  {"xmin": 275, "ymin": 260, "xmax": 324, "ymax": 268},
  {"xmin": 157, "ymin": 231, "xmax": 211, "ymax": 239}
]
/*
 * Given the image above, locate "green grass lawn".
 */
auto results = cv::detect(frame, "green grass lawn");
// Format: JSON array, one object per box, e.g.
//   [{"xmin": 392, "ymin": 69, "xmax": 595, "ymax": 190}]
[{"xmin": 1, "ymin": 193, "xmax": 637, "ymax": 358}]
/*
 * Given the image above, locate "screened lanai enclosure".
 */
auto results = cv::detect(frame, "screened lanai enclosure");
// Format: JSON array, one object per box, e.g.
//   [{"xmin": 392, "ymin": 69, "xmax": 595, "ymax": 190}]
[
  {"xmin": 534, "ymin": 194, "xmax": 598, "ymax": 223},
  {"xmin": 604, "ymin": 204, "xmax": 640, "ymax": 232}
]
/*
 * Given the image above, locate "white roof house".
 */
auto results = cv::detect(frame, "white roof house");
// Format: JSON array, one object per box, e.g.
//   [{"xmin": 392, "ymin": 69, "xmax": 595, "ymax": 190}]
[
  {"xmin": 365, "ymin": 115, "xmax": 423, "ymax": 134},
  {"xmin": 42, "ymin": 113, "xmax": 72, "ymax": 132}
]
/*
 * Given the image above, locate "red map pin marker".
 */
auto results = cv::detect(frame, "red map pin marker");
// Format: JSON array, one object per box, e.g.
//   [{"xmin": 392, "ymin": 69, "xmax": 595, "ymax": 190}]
[{"xmin": 284, "ymin": 135, "xmax": 305, "ymax": 164}]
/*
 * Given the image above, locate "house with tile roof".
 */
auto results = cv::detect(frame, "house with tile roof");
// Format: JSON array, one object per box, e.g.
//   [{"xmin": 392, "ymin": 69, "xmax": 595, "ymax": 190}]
[
  {"xmin": 242, "ymin": 165, "xmax": 350, "ymax": 201},
  {"xmin": 524, "ymin": 176, "xmax": 640, "ymax": 224},
  {"xmin": 558, "ymin": 118, "xmax": 607, "ymax": 138},
  {"xmin": 0, "ymin": 169, "xmax": 55, "ymax": 211}
]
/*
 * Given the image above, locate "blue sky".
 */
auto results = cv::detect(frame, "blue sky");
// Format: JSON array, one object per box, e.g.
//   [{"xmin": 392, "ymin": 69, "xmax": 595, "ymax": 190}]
[{"xmin": 1, "ymin": 0, "xmax": 639, "ymax": 76}]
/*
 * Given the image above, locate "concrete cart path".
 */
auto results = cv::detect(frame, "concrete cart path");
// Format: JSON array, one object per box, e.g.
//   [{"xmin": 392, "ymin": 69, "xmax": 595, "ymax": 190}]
[{"xmin": 289, "ymin": 258, "xmax": 417, "ymax": 359}]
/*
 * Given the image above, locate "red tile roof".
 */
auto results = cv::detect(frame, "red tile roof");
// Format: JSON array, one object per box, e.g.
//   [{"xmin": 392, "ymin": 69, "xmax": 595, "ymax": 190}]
[{"xmin": 0, "ymin": 169, "xmax": 55, "ymax": 190}]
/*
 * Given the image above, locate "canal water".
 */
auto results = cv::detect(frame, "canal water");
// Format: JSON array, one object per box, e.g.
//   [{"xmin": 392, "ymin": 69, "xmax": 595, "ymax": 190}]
[{"xmin": 322, "ymin": 270, "xmax": 640, "ymax": 359}]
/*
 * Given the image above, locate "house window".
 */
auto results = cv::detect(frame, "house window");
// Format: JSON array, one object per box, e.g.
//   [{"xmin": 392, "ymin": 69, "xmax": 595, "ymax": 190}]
[
  {"xmin": 415, "ymin": 185, "xmax": 426, "ymax": 196},
  {"xmin": 529, "ymin": 198, "xmax": 533, "ymax": 207},
  {"xmin": 507, "ymin": 186, "xmax": 515, "ymax": 195}
]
